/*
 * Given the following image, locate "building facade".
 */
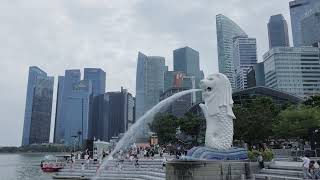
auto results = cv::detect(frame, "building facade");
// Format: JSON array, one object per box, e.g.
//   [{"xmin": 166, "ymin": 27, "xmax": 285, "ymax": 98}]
[
  {"xmin": 233, "ymin": 36, "xmax": 257, "ymax": 90},
  {"xmin": 216, "ymin": 14, "xmax": 248, "ymax": 88},
  {"xmin": 301, "ymin": 6, "xmax": 320, "ymax": 47},
  {"xmin": 135, "ymin": 52, "xmax": 166, "ymax": 135},
  {"xmin": 84, "ymin": 68, "xmax": 106, "ymax": 96},
  {"xmin": 289, "ymin": 0, "xmax": 320, "ymax": 47},
  {"xmin": 173, "ymin": 46, "xmax": 201, "ymax": 87},
  {"xmin": 263, "ymin": 47, "xmax": 320, "ymax": 98},
  {"xmin": 91, "ymin": 88, "xmax": 134, "ymax": 141},
  {"xmin": 247, "ymin": 62, "xmax": 266, "ymax": 88},
  {"xmin": 164, "ymin": 71, "xmax": 192, "ymax": 92},
  {"xmin": 54, "ymin": 70, "xmax": 92, "ymax": 146},
  {"xmin": 22, "ymin": 66, "xmax": 54, "ymax": 146},
  {"xmin": 268, "ymin": 14, "xmax": 290, "ymax": 49},
  {"xmin": 160, "ymin": 87, "xmax": 192, "ymax": 118}
]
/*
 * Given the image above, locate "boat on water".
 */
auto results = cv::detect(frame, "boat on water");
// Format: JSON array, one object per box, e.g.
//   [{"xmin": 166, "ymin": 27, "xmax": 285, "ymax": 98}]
[{"xmin": 40, "ymin": 155, "xmax": 71, "ymax": 172}]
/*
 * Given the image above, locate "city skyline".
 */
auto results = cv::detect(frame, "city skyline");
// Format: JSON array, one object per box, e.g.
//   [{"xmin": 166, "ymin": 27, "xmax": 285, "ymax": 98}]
[{"xmin": 0, "ymin": 0, "xmax": 293, "ymax": 146}]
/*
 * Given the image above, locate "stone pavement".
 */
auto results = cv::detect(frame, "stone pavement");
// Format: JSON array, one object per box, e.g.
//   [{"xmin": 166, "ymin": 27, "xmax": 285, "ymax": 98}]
[
  {"xmin": 53, "ymin": 155, "xmax": 173, "ymax": 180},
  {"xmin": 253, "ymin": 161, "xmax": 304, "ymax": 180}
]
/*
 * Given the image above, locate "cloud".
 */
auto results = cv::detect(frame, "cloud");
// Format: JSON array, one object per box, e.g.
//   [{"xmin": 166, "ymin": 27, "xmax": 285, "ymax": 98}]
[{"xmin": 0, "ymin": 0, "xmax": 291, "ymax": 146}]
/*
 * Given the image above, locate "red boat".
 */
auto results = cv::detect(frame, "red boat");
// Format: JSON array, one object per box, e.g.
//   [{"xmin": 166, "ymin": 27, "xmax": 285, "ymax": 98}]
[{"xmin": 40, "ymin": 155, "xmax": 70, "ymax": 172}]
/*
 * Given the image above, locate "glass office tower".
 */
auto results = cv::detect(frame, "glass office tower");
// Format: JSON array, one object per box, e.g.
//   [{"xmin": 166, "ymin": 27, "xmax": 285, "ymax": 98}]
[
  {"xmin": 233, "ymin": 36, "xmax": 258, "ymax": 90},
  {"xmin": 135, "ymin": 52, "xmax": 165, "ymax": 136},
  {"xmin": 289, "ymin": 0, "xmax": 319, "ymax": 47},
  {"xmin": 22, "ymin": 66, "xmax": 54, "ymax": 146},
  {"xmin": 216, "ymin": 14, "xmax": 247, "ymax": 89},
  {"xmin": 268, "ymin": 14, "xmax": 290, "ymax": 48}
]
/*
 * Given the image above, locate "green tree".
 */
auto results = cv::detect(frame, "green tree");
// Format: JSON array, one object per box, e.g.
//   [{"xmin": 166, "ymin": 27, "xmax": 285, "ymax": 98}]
[
  {"xmin": 179, "ymin": 113, "xmax": 206, "ymax": 145},
  {"xmin": 233, "ymin": 97, "xmax": 279, "ymax": 145},
  {"xmin": 149, "ymin": 113, "xmax": 205, "ymax": 146},
  {"xmin": 273, "ymin": 105, "xmax": 320, "ymax": 139},
  {"xmin": 304, "ymin": 95, "xmax": 320, "ymax": 108},
  {"xmin": 149, "ymin": 114, "xmax": 179, "ymax": 145}
]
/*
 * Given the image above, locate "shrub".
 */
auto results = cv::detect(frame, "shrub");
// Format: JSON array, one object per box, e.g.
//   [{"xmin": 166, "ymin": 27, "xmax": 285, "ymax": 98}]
[{"xmin": 248, "ymin": 149, "xmax": 274, "ymax": 161}]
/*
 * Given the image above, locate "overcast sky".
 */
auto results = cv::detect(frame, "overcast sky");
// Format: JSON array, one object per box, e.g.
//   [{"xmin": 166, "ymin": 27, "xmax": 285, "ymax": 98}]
[{"xmin": 0, "ymin": 0, "xmax": 292, "ymax": 146}]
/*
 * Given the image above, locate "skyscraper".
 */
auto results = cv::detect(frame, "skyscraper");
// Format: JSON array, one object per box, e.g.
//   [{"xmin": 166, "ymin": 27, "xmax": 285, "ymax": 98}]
[
  {"xmin": 84, "ymin": 68, "xmax": 106, "ymax": 96},
  {"xmin": 233, "ymin": 36, "xmax": 258, "ymax": 90},
  {"xmin": 91, "ymin": 88, "xmax": 135, "ymax": 141},
  {"xmin": 173, "ymin": 46, "xmax": 201, "ymax": 87},
  {"xmin": 289, "ymin": 0, "xmax": 320, "ymax": 47},
  {"xmin": 164, "ymin": 71, "xmax": 192, "ymax": 92},
  {"xmin": 22, "ymin": 66, "xmax": 54, "ymax": 146},
  {"xmin": 246, "ymin": 62, "xmax": 266, "ymax": 88},
  {"xmin": 135, "ymin": 52, "xmax": 165, "ymax": 134},
  {"xmin": 263, "ymin": 47, "xmax": 320, "ymax": 97},
  {"xmin": 53, "ymin": 76, "xmax": 64, "ymax": 144},
  {"xmin": 268, "ymin": 14, "xmax": 290, "ymax": 49},
  {"xmin": 54, "ymin": 70, "xmax": 92, "ymax": 146},
  {"xmin": 301, "ymin": 5, "xmax": 320, "ymax": 47},
  {"xmin": 216, "ymin": 14, "xmax": 247, "ymax": 88}
]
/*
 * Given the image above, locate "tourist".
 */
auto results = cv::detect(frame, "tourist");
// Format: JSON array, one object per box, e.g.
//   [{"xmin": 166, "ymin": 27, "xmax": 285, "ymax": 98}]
[
  {"xmin": 162, "ymin": 157, "xmax": 167, "ymax": 169},
  {"xmin": 93, "ymin": 152, "xmax": 98, "ymax": 164},
  {"xmin": 301, "ymin": 155, "xmax": 311, "ymax": 179},
  {"xmin": 81, "ymin": 162, "xmax": 85, "ymax": 177},
  {"xmin": 309, "ymin": 160, "xmax": 316, "ymax": 179},
  {"xmin": 71, "ymin": 154, "xmax": 76, "ymax": 171},
  {"xmin": 257, "ymin": 153, "xmax": 264, "ymax": 169},
  {"xmin": 315, "ymin": 160, "xmax": 320, "ymax": 179},
  {"xmin": 134, "ymin": 155, "xmax": 139, "ymax": 168},
  {"xmin": 150, "ymin": 149, "xmax": 155, "ymax": 160}
]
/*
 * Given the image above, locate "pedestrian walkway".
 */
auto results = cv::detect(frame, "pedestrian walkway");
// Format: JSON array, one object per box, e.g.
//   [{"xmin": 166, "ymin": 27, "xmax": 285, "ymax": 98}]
[
  {"xmin": 53, "ymin": 155, "xmax": 172, "ymax": 180},
  {"xmin": 252, "ymin": 161, "xmax": 303, "ymax": 180}
]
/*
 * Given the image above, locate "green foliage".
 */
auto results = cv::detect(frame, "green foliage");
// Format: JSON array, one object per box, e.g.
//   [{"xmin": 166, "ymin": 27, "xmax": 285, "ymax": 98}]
[
  {"xmin": 304, "ymin": 95, "xmax": 320, "ymax": 108},
  {"xmin": 273, "ymin": 105, "xmax": 320, "ymax": 139},
  {"xmin": 248, "ymin": 149, "xmax": 274, "ymax": 161},
  {"xmin": 149, "ymin": 114, "xmax": 180, "ymax": 145},
  {"xmin": 149, "ymin": 113, "xmax": 205, "ymax": 146},
  {"xmin": 234, "ymin": 97, "xmax": 280, "ymax": 145}
]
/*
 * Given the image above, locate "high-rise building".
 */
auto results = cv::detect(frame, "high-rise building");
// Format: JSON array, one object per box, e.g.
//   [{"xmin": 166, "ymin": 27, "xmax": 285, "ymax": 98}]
[
  {"xmin": 289, "ymin": 0, "xmax": 320, "ymax": 47},
  {"xmin": 53, "ymin": 76, "xmax": 64, "ymax": 143},
  {"xmin": 233, "ymin": 36, "xmax": 258, "ymax": 90},
  {"xmin": 84, "ymin": 68, "xmax": 106, "ymax": 96},
  {"xmin": 135, "ymin": 52, "xmax": 165, "ymax": 135},
  {"xmin": 216, "ymin": 14, "xmax": 248, "ymax": 88},
  {"xmin": 22, "ymin": 66, "xmax": 54, "ymax": 146},
  {"xmin": 173, "ymin": 47, "xmax": 201, "ymax": 87},
  {"xmin": 263, "ymin": 47, "xmax": 320, "ymax": 97},
  {"xmin": 54, "ymin": 70, "xmax": 92, "ymax": 146},
  {"xmin": 301, "ymin": 5, "xmax": 320, "ymax": 47},
  {"xmin": 91, "ymin": 88, "xmax": 135, "ymax": 141},
  {"xmin": 164, "ymin": 71, "xmax": 192, "ymax": 92},
  {"xmin": 160, "ymin": 87, "xmax": 192, "ymax": 118},
  {"xmin": 268, "ymin": 14, "xmax": 290, "ymax": 49},
  {"xmin": 246, "ymin": 62, "xmax": 266, "ymax": 88}
]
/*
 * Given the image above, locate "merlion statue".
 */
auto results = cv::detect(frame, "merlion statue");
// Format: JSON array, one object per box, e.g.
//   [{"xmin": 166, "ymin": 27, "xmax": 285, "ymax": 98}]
[
  {"xmin": 186, "ymin": 73, "xmax": 247, "ymax": 160},
  {"xmin": 199, "ymin": 73, "xmax": 235, "ymax": 150}
]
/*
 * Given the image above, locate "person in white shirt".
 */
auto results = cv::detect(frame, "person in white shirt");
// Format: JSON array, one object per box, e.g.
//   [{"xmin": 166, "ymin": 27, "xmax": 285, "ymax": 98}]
[
  {"xmin": 301, "ymin": 155, "xmax": 311, "ymax": 179},
  {"xmin": 81, "ymin": 162, "xmax": 85, "ymax": 177}
]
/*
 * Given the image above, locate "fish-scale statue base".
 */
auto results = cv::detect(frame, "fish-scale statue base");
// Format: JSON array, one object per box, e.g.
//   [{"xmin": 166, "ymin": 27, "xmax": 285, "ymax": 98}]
[{"xmin": 186, "ymin": 146, "xmax": 248, "ymax": 160}]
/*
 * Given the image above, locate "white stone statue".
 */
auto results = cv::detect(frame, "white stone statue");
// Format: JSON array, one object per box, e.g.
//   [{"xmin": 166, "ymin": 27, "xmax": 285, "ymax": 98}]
[{"xmin": 199, "ymin": 73, "xmax": 236, "ymax": 150}]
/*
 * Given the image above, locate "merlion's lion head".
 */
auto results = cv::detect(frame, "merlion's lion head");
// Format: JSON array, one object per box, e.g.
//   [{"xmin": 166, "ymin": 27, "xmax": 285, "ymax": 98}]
[{"xmin": 200, "ymin": 73, "xmax": 235, "ymax": 118}]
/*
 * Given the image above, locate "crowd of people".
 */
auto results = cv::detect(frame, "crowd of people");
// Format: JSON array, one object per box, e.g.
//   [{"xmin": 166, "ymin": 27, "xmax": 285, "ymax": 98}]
[{"xmin": 301, "ymin": 155, "xmax": 320, "ymax": 179}]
